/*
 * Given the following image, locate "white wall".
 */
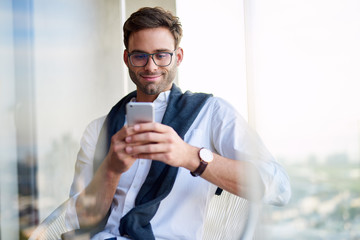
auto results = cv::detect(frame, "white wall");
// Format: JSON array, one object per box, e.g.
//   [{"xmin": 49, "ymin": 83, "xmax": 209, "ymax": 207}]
[{"xmin": 176, "ymin": 0, "xmax": 248, "ymax": 119}]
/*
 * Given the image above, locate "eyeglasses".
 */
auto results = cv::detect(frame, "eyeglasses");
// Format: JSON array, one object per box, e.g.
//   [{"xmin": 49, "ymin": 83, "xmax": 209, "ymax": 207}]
[{"xmin": 127, "ymin": 50, "xmax": 176, "ymax": 67}]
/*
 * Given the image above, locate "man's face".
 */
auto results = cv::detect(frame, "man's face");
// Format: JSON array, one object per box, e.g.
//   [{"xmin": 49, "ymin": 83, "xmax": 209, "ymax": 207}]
[{"xmin": 124, "ymin": 27, "xmax": 183, "ymax": 100}]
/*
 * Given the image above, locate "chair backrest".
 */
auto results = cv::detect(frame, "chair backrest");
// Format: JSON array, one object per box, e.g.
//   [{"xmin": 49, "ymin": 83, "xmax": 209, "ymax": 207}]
[{"xmin": 202, "ymin": 191, "xmax": 260, "ymax": 240}]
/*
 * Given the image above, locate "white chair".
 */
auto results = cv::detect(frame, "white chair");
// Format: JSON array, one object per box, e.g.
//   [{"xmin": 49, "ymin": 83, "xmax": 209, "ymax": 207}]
[
  {"xmin": 203, "ymin": 190, "xmax": 261, "ymax": 240},
  {"xmin": 29, "ymin": 191, "xmax": 260, "ymax": 240}
]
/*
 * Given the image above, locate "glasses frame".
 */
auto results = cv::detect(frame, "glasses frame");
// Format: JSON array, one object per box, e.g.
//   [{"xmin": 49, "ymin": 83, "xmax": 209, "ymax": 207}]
[{"xmin": 127, "ymin": 49, "xmax": 177, "ymax": 67}]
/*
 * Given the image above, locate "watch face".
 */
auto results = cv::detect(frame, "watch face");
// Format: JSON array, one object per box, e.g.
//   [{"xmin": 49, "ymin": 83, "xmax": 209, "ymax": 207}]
[{"xmin": 200, "ymin": 148, "xmax": 214, "ymax": 163}]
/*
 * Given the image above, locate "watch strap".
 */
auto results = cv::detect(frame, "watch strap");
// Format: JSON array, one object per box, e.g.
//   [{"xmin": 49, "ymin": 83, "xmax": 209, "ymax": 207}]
[{"xmin": 190, "ymin": 159, "xmax": 208, "ymax": 177}]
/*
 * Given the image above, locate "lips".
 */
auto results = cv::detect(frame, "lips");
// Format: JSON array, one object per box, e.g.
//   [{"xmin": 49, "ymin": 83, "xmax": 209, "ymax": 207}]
[{"xmin": 140, "ymin": 73, "xmax": 163, "ymax": 82}]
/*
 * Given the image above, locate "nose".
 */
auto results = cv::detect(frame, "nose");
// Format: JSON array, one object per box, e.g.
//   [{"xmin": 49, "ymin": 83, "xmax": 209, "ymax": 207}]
[{"xmin": 144, "ymin": 55, "xmax": 158, "ymax": 72}]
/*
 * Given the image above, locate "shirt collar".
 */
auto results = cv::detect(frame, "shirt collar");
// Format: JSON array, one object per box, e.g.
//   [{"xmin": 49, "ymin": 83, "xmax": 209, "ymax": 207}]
[
  {"xmin": 153, "ymin": 90, "xmax": 170, "ymax": 110},
  {"xmin": 154, "ymin": 90, "xmax": 170, "ymax": 104}
]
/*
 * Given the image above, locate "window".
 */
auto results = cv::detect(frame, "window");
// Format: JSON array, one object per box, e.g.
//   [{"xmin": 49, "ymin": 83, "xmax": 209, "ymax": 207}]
[
  {"xmin": 243, "ymin": 0, "xmax": 360, "ymax": 238},
  {"xmin": 1, "ymin": 1, "xmax": 127, "ymax": 238}
]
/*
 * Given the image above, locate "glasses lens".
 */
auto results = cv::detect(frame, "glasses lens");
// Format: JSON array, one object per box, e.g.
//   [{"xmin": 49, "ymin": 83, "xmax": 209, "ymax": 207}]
[
  {"xmin": 153, "ymin": 53, "xmax": 172, "ymax": 66},
  {"xmin": 130, "ymin": 53, "xmax": 148, "ymax": 67}
]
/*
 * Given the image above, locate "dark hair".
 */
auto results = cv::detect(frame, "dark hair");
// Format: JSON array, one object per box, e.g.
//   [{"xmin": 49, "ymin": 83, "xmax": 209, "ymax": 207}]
[{"xmin": 123, "ymin": 7, "xmax": 183, "ymax": 49}]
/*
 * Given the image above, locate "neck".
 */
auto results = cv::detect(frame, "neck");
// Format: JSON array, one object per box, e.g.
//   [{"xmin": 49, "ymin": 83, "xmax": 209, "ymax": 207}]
[{"xmin": 136, "ymin": 91, "xmax": 159, "ymax": 102}]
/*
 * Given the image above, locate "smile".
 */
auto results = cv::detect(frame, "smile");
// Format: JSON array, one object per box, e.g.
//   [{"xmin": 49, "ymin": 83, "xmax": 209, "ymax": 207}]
[{"xmin": 140, "ymin": 74, "xmax": 162, "ymax": 81}]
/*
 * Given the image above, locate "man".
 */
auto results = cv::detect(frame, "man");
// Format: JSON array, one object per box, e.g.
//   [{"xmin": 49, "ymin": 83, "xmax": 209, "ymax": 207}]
[{"xmin": 65, "ymin": 7, "xmax": 290, "ymax": 240}]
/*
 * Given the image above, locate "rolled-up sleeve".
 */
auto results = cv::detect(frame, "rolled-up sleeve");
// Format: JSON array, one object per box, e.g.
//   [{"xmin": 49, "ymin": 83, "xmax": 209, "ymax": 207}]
[
  {"xmin": 251, "ymin": 157, "xmax": 291, "ymax": 206},
  {"xmin": 210, "ymin": 97, "xmax": 291, "ymax": 206}
]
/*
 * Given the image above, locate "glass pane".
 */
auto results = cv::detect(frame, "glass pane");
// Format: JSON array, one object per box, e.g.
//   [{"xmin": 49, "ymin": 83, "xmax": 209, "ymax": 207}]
[
  {"xmin": 1, "ymin": 0, "xmax": 126, "ymax": 239},
  {"xmin": 245, "ymin": 0, "xmax": 360, "ymax": 238}
]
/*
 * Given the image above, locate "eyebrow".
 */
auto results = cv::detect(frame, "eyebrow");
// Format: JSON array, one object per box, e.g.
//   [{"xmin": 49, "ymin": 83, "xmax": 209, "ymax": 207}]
[{"xmin": 129, "ymin": 48, "xmax": 173, "ymax": 54}]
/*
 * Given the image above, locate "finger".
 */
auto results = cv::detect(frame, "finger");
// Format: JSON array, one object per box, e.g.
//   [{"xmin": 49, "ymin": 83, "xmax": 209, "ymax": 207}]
[
  {"xmin": 133, "ymin": 122, "xmax": 170, "ymax": 134},
  {"xmin": 125, "ymin": 132, "xmax": 168, "ymax": 144},
  {"xmin": 111, "ymin": 125, "xmax": 138, "ymax": 142},
  {"xmin": 125, "ymin": 142, "xmax": 171, "ymax": 155}
]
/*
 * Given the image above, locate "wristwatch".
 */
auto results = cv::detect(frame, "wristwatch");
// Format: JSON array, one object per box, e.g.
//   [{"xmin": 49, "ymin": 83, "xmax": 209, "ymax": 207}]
[{"xmin": 190, "ymin": 148, "xmax": 214, "ymax": 177}]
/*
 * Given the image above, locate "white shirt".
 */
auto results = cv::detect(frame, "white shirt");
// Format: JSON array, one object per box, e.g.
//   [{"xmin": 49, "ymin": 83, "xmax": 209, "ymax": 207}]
[{"xmin": 65, "ymin": 90, "xmax": 291, "ymax": 239}]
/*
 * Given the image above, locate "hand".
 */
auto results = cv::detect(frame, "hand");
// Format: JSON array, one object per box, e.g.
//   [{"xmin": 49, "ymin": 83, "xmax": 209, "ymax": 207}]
[
  {"xmin": 123, "ymin": 122, "xmax": 198, "ymax": 169},
  {"xmin": 105, "ymin": 125, "xmax": 140, "ymax": 174}
]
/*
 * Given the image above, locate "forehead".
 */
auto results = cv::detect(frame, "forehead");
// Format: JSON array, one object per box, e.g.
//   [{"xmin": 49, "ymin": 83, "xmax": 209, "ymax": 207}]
[{"xmin": 127, "ymin": 27, "xmax": 175, "ymax": 52}]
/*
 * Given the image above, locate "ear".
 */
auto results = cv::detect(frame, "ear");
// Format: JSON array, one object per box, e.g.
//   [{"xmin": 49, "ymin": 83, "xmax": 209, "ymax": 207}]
[
  {"xmin": 124, "ymin": 50, "xmax": 129, "ymax": 67},
  {"xmin": 175, "ymin": 47, "xmax": 184, "ymax": 66}
]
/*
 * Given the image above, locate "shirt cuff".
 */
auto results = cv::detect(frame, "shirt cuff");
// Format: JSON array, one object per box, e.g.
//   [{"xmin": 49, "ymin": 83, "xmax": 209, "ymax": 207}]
[{"xmin": 252, "ymin": 160, "xmax": 291, "ymax": 206}]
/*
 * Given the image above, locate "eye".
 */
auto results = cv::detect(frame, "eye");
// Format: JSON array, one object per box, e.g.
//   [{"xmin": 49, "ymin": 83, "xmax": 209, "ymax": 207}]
[
  {"xmin": 132, "ymin": 54, "xmax": 147, "ymax": 60},
  {"xmin": 155, "ymin": 53, "xmax": 169, "ymax": 59}
]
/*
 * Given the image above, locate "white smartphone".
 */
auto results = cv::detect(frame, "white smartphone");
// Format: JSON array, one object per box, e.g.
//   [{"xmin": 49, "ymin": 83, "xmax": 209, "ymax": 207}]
[{"xmin": 126, "ymin": 102, "xmax": 155, "ymax": 126}]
